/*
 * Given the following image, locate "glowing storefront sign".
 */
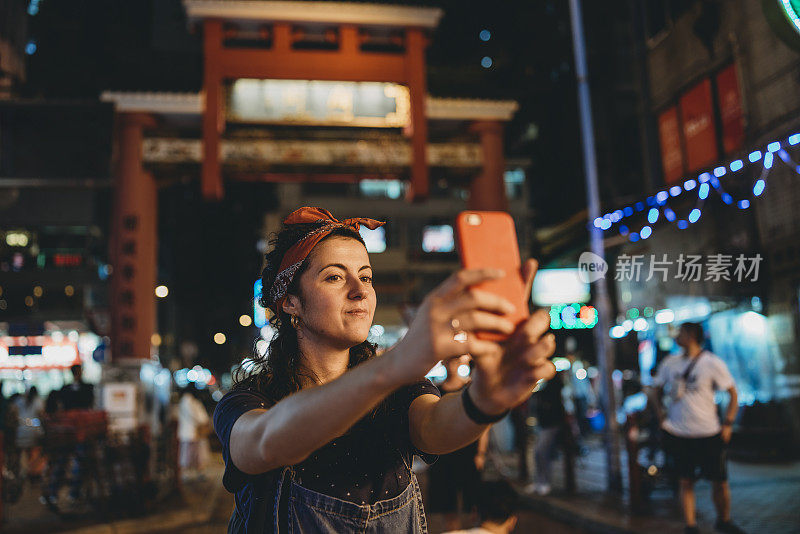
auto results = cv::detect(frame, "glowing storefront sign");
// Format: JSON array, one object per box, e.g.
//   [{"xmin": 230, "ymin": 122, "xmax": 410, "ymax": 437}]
[
  {"xmin": 532, "ymin": 268, "xmax": 590, "ymax": 306},
  {"xmin": 0, "ymin": 337, "xmax": 80, "ymax": 370},
  {"xmin": 228, "ymin": 79, "xmax": 410, "ymax": 128}
]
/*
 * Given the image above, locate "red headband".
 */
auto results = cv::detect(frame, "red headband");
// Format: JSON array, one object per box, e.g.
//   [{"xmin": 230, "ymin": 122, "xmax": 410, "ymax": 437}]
[{"xmin": 268, "ymin": 207, "xmax": 384, "ymax": 314}]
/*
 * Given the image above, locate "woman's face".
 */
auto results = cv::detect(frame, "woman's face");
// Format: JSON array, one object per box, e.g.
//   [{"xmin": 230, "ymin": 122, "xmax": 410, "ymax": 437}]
[{"xmin": 284, "ymin": 236, "xmax": 376, "ymax": 350}]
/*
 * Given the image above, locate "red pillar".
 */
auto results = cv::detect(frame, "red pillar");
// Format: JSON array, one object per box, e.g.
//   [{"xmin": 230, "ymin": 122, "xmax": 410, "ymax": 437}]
[
  {"xmin": 202, "ymin": 19, "xmax": 224, "ymax": 201},
  {"xmin": 468, "ymin": 120, "xmax": 508, "ymax": 211},
  {"xmin": 111, "ymin": 113, "xmax": 158, "ymax": 361},
  {"xmin": 405, "ymin": 28, "xmax": 429, "ymax": 201}
]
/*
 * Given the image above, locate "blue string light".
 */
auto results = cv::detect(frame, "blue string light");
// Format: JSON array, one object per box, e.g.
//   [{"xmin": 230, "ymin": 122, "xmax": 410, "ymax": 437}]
[{"xmin": 595, "ymin": 133, "xmax": 798, "ymax": 237}]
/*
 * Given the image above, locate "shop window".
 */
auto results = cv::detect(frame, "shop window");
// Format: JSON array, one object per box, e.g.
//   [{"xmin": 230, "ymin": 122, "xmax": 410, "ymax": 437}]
[
  {"xmin": 359, "ymin": 179, "xmax": 405, "ymax": 199},
  {"xmin": 504, "ymin": 169, "xmax": 526, "ymax": 200}
]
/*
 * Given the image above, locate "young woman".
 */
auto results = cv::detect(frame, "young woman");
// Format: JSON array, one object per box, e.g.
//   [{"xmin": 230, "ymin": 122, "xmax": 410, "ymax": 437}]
[{"xmin": 214, "ymin": 207, "xmax": 556, "ymax": 533}]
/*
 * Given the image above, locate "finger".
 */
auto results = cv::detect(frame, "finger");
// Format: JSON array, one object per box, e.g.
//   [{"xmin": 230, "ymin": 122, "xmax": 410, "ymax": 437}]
[
  {"xmin": 519, "ymin": 333, "xmax": 556, "ymax": 368},
  {"xmin": 453, "ymin": 310, "xmax": 516, "ymax": 336},
  {"xmin": 509, "ymin": 309, "xmax": 552, "ymax": 350},
  {"xmin": 436, "ymin": 268, "xmax": 505, "ymax": 297},
  {"xmin": 533, "ymin": 359, "xmax": 557, "ymax": 382},
  {"xmin": 447, "ymin": 288, "xmax": 516, "ymax": 317},
  {"xmin": 521, "ymin": 258, "xmax": 539, "ymax": 301},
  {"xmin": 521, "ymin": 359, "xmax": 556, "ymax": 385},
  {"xmin": 463, "ymin": 338, "xmax": 503, "ymax": 359}
]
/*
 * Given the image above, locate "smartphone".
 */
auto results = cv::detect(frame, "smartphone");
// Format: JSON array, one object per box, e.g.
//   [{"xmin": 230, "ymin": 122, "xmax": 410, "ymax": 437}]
[{"xmin": 455, "ymin": 211, "xmax": 529, "ymax": 341}]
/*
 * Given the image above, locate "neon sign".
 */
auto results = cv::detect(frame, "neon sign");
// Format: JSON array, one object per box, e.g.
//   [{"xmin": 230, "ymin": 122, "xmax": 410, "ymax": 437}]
[{"xmin": 549, "ymin": 304, "xmax": 598, "ymax": 330}]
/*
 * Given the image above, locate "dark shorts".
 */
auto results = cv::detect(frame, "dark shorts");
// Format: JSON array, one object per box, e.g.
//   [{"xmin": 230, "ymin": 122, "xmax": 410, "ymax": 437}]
[{"xmin": 663, "ymin": 431, "xmax": 728, "ymax": 482}]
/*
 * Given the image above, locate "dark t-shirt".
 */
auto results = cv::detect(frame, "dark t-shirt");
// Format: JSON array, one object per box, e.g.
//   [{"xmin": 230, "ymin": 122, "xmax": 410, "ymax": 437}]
[
  {"xmin": 213, "ymin": 378, "xmax": 440, "ymax": 530},
  {"xmin": 59, "ymin": 382, "xmax": 95, "ymax": 411}
]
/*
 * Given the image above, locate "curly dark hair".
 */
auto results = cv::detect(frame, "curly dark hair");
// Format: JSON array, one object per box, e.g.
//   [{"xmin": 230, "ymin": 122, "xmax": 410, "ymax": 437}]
[{"xmin": 234, "ymin": 220, "xmax": 379, "ymax": 405}]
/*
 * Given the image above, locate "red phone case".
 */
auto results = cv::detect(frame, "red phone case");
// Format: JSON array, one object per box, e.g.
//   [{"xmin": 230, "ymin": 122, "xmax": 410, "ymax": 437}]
[{"xmin": 455, "ymin": 211, "xmax": 529, "ymax": 341}]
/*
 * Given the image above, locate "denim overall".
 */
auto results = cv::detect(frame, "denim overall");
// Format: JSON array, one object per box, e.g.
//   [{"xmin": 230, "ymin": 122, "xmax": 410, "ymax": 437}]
[{"xmin": 273, "ymin": 451, "xmax": 428, "ymax": 534}]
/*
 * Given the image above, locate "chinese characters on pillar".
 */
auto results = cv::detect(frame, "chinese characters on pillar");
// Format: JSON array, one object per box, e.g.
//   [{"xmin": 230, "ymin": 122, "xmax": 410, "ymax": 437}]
[{"xmin": 118, "ymin": 214, "xmax": 138, "ymax": 358}]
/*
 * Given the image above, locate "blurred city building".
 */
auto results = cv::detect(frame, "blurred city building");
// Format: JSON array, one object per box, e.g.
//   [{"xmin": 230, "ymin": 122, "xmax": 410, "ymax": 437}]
[{"xmin": 599, "ymin": 0, "xmax": 800, "ymax": 456}]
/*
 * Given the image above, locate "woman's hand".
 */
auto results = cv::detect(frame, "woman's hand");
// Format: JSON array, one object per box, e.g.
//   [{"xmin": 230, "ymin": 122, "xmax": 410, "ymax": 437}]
[
  {"xmin": 468, "ymin": 259, "xmax": 557, "ymax": 415},
  {"xmin": 388, "ymin": 268, "xmax": 516, "ymax": 385}
]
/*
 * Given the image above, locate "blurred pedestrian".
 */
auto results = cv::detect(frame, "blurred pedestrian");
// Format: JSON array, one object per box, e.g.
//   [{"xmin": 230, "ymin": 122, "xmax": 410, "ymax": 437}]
[
  {"xmin": 42, "ymin": 363, "xmax": 95, "ymax": 507},
  {"xmin": 427, "ymin": 356, "xmax": 489, "ymax": 531},
  {"xmin": 565, "ymin": 354, "xmax": 595, "ymax": 439},
  {"xmin": 14, "ymin": 386, "xmax": 46, "ymax": 478},
  {"xmin": 531, "ymin": 371, "xmax": 566, "ymax": 496},
  {"xmin": 178, "ymin": 386, "xmax": 211, "ymax": 479},
  {"xmin": 441, "ymin": 480, "xmax": 519, "ymax": 534},
  {"xmin": 0, "ymin": 381, "xmax": 20, "ymax": 456},
  {"xmin": 654, "ymin": 322, "xmax": 744, "ymax": 534},
  {"xmin": 213, "ymin": 207, "xmax": 556, "ymax": 533},
  {"xmin": 508, "ymin": 397, "xmax": 531, "ymax": 481},
  {"xmin": 59, "ymin": 364, "xmax": 95, "ymax": 411}
]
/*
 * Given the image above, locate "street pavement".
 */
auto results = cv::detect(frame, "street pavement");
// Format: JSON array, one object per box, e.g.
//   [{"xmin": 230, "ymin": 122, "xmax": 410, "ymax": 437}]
[
  {"xmin": 4, "ymin": 436, "xmax": 798, "ymax": 533},
  {"xmin": 492, "ymin": 435, "xmax": 800, "ymax": 534}
]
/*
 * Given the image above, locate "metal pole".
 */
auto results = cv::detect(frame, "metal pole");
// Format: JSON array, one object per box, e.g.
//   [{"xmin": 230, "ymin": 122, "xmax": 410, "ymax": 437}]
[{"xmin": 568, "ymin": 0, "xmax": 623, "ymax": 492}]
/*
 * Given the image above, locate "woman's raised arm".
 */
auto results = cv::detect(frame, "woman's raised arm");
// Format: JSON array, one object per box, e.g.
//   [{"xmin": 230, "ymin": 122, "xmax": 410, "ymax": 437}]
[
  {"xmin": 229, "ymin": 267, "xmax": 514, "ymax": 475},
  {"xmin": 228, "ymin": 352, "xmax": 402, "ymax": 474}
]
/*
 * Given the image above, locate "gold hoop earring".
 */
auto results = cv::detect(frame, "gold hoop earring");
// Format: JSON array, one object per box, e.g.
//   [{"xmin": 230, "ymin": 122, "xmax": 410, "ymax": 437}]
[{"xmin": 290, "ymin": 314, "xmax": 300, "ymax": 329}]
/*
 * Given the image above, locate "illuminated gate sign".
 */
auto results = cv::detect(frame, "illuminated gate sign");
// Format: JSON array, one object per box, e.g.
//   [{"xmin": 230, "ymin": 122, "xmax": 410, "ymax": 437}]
[{"xmin": 228, "ymin": 80, "xmax": 410, "ymax": 128}]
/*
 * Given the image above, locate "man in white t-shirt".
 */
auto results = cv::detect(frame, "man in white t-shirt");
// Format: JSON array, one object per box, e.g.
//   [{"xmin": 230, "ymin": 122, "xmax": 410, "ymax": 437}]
[{"xmin": 654, "ymin": 322, "xmax": 743, "ymax": 534}]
